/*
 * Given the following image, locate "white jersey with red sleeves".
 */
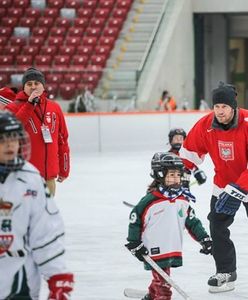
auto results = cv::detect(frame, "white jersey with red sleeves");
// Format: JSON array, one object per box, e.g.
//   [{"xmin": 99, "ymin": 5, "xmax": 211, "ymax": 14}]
[{"xmin": 179, "ymin": 108, "xmax": 248, "ymax": 191}]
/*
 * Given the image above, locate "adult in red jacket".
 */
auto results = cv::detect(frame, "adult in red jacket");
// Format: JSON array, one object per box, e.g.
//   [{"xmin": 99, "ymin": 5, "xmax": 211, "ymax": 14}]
[
  {"xmin": 179, "ymin": 82, "xmax": 248, "ymax": 294},
  {"xmin": 6, "ymin": 67, "xmax": 70, "ymax": 195}
]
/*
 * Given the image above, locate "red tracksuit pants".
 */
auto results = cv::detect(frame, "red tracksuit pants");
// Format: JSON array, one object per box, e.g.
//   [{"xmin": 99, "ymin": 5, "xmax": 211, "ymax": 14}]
[{"xmin": 148, "ymin": 268, "xmax": 172, "ymax": 300}]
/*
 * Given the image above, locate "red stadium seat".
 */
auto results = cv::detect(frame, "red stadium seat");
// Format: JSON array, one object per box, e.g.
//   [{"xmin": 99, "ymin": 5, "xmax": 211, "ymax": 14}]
[
  {"xmin": 0, "ymin": 8, "xmax": 6, "ymax": 18},
  {"xmin": 112, "ymin": 8, "xmax": 128, "ymax": 19},
  {"xmin": 29, "ymin": 36, "xmax": 45, "ymax": 47},
  {"xmin": 12, "ymin": 0, "xmax": 30, "ymax": 8},
  {"xmin": 90, "ymin": 54, "xmax": 107, "ymax": 67},
  {"xmin": 82, "ymin": 0, "xmax": 97, "ymax": 9},
  {"xmin": 65, "ymin": 36, "xmax": 81, "ymax": 47},
  {"xmin": 59, "ymin": 83, "xmax": 77, "ymax": 100},
  {"xmin": 98, "ymin": 0, "xmax": 115, "ymax": 9},
  {"xmin": 81, "ymin": 36, "xmax": 97, "ymax": 48},
  {"xmin": 82, "ymin": 72, "xmax": 100, "ymax": 89},
  {"xmin": 73, "ymin": 18, "xmax": 89, "ymax": 29},
  {"xmin": 55, "ymin": 17, "xmax": 72, "ymax": 29},
  {"xmin": 116, "ymin": 0, "xmax": 132, "ymax": 9},
  {"xmin": 0, "ymin": 55, "xmax": 14, "ymax": 66},
  {"xmin": 76, "ymin": 45, "xmax": 93, "ymax": 57},
  {"xmin": 47, "ymin": 36, "xmax": 64, "ymax": 47},
  {"xmin": 25, "ymin": 7, "xmax": 42, "ymax": 18},
  {"xmin": 32, "ymin": 27, "xmax": 49, "ymax": 39},
  {"xmin": 85, "ymin": 27, "xmax": 102, "ymax": 37},
  {"xmin": 0, "ymin": 74, "xmax": 9, "ymax": 86},
  {"xmin": 94, "ymin": 8, "xmax": 111, "ymax": 19},
  {"xmin": 50, "ymin": 27, "xmax": 67, "ymax": 37},
  {"xmin": 77, "ymin": 8, "xmax": 93, "ymax": 19},
  {"xmin": 7, "ymin": 7, "xmax": 23, "ymax": 19},
  {"xmin": 0, "ymin": 37, "xmax": 7, "ymax": 46},
  {"xmin": 64, "ymin": 0, "xmax": 81, "ymax": 8},
  {"xmin": 46, "ymin": 83, "xmax": 59, "ymax": 99},
  {"xmin": 19, "ymin": 17, "xmax": 36, "ymax": 28},
  {"xmin": 89, "ymin": 18, "xmax": 106, "ymax": 28},
  {"xmin": 9, "ymin": 36, "xmax": 27, "ymax": 47},
  {"xmin": 16, "ymin": 55, "xmax": 33, "ymax": 70},
  {"xmin": 71, "ymin": 55, "xmax": 88, "ymax": 68},
  {"xmin": 64, "ymin": 73, "xmax": 81, "ymax": 84},
  {"xmin": 3, "ymin": 45, "xmax": 21, "ymax": 57},
  {"xmin": 37, "ymin": 17, "xmax": 54, "ymax": 28},
  {"xmin": 98, "ymin": 36, "xmax": 115, "ymax": 49},
  {"xmin": 43, "ymin": 8, "xmax": 59, "ymax": 18},
  {"xmin": 67, "ymin": 27, "xmax": 85, "ymax": 37},
  {"xmin": 35, "ymin": 55, "xmax": 53, "ymax": 68},
  {"xmin": 94, "ymin": 45, "xmax": 111, "ymax": 57},
  {"xmin": 0, "ymin": 27, "xmax": 12, "ymax": 38},
  {"xmin": 46, "ymin": 73, "xmax": 64, "ymax": 84},
  {"xmin": 53, "ymin": 55, "xmax": 70, "ymax": 68},
  {"xmin": 0, "ymin": 0, "xmax": 12, "ymax": 8},
  {"xmin": 102, "ymin": 27, "xmax": 119, "ymax": 38},
  {"xmin": 47, "ymin": 0, "xmax": 64, "ymax": 9},
  {"xmin": 58, "ymin": 46, "xmax": 76, "ymax": 56},
  {"xmin": 1, "ymin": 17, "xmax": 18, "ymax": 28},
  {"xmin": 22, "ymin": 45, "xmax": 40, "ymax": 57},
  {"xmin": 107, "ymin": 17, "xmax": 124, "ymax": 30},
  {"xmin": 39, "ymin": 45, "xmax": 58, "ymax": 56}
]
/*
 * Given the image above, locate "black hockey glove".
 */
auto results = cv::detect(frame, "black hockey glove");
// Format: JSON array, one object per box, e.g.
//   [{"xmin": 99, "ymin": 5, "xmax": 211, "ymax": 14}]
[
  {"xmin": 193, "ymin": 168, "xmax": 207, "ymax": 185},
  {"xmin": 199, "ymin": 237, "xmax": 212, "ymax": 255},
  {"xmin": 215, "ymin": 183, "xmax": 248, "ymax": 215},
  {"xmin": 125, "ymin": 241, "xmax": 148, "ymax": 262}
]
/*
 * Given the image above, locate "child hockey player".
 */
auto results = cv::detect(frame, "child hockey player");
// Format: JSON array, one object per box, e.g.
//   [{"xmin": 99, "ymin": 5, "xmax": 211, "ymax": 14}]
[
  {"xmin": 0, "ymin": 111, "xmax": 73, "ymax": 299},
  {"xmin": 168, "ymin": 128, "xmax": 207, "ymax": 188},
  {"xmin": 125, "ymin": 152, "xmax": 212, "ymax": 300}
]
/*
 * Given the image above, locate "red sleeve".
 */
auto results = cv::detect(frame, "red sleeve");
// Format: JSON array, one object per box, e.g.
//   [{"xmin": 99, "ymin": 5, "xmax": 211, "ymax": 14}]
[
  {"xmin": 57, "ymin": 105, "xmax": 70, "ymax": 178},
  {"xmin": 6, "ymin": 101, "xmax": 35, "ymax": 125},
  {"xmin": 179, "ymin": 114, "xmax": 210, "ymax": 170}
]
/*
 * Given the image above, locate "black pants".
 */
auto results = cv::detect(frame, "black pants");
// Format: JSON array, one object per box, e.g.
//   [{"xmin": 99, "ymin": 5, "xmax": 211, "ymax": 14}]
[{"xmin": 208, "ymin": 195, "xmax": 248, "ymax": 273}]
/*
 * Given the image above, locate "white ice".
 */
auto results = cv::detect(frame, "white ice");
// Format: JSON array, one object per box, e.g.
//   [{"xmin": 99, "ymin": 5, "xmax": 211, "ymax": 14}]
[{"xmin": 41, "ymin": 150, "xmax": 248, "ymax": 300}]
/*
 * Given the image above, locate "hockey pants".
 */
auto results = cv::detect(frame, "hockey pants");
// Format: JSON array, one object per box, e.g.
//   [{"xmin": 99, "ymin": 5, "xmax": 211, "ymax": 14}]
[
  {"xmin": 148, "ymin": 267, "xmax": 172, "ymax": 300},
  {"xmin": 208, "ymin": 195, "xmax": 248, "ymax": 273}
]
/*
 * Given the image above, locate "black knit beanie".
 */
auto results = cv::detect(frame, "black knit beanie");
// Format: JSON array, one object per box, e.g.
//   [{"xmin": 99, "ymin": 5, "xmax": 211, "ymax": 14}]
[
  {"xmin": 22, "ymin": 67, "xmax": 45, "ymax": 87},
  {"xmin": 212, "ymin": 82, "xmax": 237, "ymax": 109}
]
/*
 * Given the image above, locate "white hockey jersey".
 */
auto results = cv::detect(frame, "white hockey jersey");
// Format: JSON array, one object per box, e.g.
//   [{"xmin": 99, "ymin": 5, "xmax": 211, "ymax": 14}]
[{"xmin": 0, "ymin": 162, "xmax": 68, "ymax": 299}]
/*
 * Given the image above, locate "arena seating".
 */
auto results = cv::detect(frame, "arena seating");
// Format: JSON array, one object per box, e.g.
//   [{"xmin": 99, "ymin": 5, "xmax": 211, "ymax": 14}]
[{"xmin": 0, "ymin": 0, "xmax": 133, "ymax": 100}]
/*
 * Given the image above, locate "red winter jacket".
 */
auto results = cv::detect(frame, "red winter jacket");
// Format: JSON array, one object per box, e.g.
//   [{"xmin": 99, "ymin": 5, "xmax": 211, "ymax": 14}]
[
  {"xmin": 180, "ymin": 109, "xmax": 248, "ymax": 191},
  {"xmin": 6, "ymin": 91, "xmax": 70, "ymax": 180}
]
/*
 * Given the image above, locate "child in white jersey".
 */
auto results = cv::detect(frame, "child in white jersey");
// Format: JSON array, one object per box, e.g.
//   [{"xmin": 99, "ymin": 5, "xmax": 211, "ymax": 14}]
[
  {"xmin": 0, "ymin": 111, "xmax": 73, "ymax": 299},
  {"xmin": 125, "ymin": 152, "xmax": 212, "ymax": 300}
]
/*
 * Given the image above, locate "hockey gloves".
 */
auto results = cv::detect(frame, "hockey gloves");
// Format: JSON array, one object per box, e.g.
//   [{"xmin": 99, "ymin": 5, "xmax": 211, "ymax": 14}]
[
  {"xmin": 125, "ymin": 241, "xmax": 148, "ymax": 262},
  {"xmin": 215, "ymin": 183, "xmax": 248, "ymax": 215},
  {"xmin": 193, "ymin": 168, "xmax": 207, "ymax": 185},
  {"xmin": 199, "ymin": 237, "xmax": 212, "ymax": 255},
  {"xmin": 48, "ymin": 273, "xmax": 74, "ymax": 300}
]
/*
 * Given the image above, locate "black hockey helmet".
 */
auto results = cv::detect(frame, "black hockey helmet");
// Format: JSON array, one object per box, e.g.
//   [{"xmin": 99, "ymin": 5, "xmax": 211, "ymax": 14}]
[
  {"xmin": 0, "ymin": 111, "xmax": 30, "ymax": 173},
  {"xmin": 150, "ymin": 152, "xmax": 184, "ymax": 183},
  {"xmin": 168, "ymin": 128, "xmax": 186, "ymax": 144}
]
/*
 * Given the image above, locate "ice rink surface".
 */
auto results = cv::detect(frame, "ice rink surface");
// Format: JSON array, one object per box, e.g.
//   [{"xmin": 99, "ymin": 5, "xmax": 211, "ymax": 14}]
[{"xmin": 41, "ymin": 150, "xmax": 248, "ymax": 299}]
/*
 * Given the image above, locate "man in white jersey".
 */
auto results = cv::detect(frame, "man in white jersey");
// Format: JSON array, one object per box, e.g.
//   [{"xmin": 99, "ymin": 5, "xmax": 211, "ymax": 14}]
[{"xmin": 0, "ymin": 111, "xmax": 74, "ymax": 299}]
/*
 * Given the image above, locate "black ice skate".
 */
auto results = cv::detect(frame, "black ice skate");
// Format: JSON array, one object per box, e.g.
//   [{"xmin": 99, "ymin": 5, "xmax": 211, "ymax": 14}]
[
  {"xmin": 208, "ymin": 271, "xmax": 237, "ymax": 293},
  {"xmin": 141, "ymin": 294, "xmax": 152, "ymax": 300}
]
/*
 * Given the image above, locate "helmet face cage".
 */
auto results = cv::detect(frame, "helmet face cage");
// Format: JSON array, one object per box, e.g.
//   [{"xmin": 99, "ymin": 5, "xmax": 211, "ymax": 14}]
[
  {"xmin": 168, "ymin": 128, "xmax": 187, "ymax": 144},
  {"xmin": 0, "ymin": 112, "xmax": 30, "ymax": 173},
  {"xmin": 150, "ymin": 152, "xmax": 184, "ymax": 186}
]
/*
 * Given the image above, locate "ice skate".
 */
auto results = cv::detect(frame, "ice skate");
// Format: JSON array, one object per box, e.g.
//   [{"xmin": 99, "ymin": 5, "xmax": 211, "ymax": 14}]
[{"xmin": 208, "ymin": 271, "xmax": 237, "ymax": 293}]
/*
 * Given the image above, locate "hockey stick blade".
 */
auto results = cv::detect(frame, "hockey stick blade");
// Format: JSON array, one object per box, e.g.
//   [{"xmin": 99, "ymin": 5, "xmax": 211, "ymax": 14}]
[
  {"xmin": 123, "ymin": 201, "xmax": 135, "ymax": 208},
  {"xmin": 124, "ymin": 288, "xmax": 147, "ymax": 298}
]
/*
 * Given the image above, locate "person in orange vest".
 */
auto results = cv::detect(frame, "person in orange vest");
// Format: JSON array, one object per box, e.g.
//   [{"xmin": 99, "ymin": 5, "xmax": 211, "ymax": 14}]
[{"xmin": 157, "ymin": 90, "xmax": 177, "ymax": 111}]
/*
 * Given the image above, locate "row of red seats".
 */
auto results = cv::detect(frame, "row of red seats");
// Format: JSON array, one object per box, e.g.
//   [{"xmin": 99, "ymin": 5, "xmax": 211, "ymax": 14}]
[{"xmin": 0, "ymin": 0, "xmax": 132, "ymax": 10}]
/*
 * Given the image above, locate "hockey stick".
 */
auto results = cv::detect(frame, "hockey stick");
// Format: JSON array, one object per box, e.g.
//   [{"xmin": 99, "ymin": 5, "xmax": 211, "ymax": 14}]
[{"xmin": 143, "ymin": 255, "xmax": 192, "ymax": 300}]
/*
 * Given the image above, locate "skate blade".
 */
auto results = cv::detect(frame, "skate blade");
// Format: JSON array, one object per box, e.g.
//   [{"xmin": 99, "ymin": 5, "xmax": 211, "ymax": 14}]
[{"xmin": 208, "ymin": 282, "xmax": 235, "ymax": 293}]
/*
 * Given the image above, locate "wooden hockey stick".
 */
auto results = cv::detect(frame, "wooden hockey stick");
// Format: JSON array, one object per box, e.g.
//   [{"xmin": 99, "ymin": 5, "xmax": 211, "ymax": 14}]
[{"xmin": 143, "ymin": 255, "xmax": 192, "ymax": 300}]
